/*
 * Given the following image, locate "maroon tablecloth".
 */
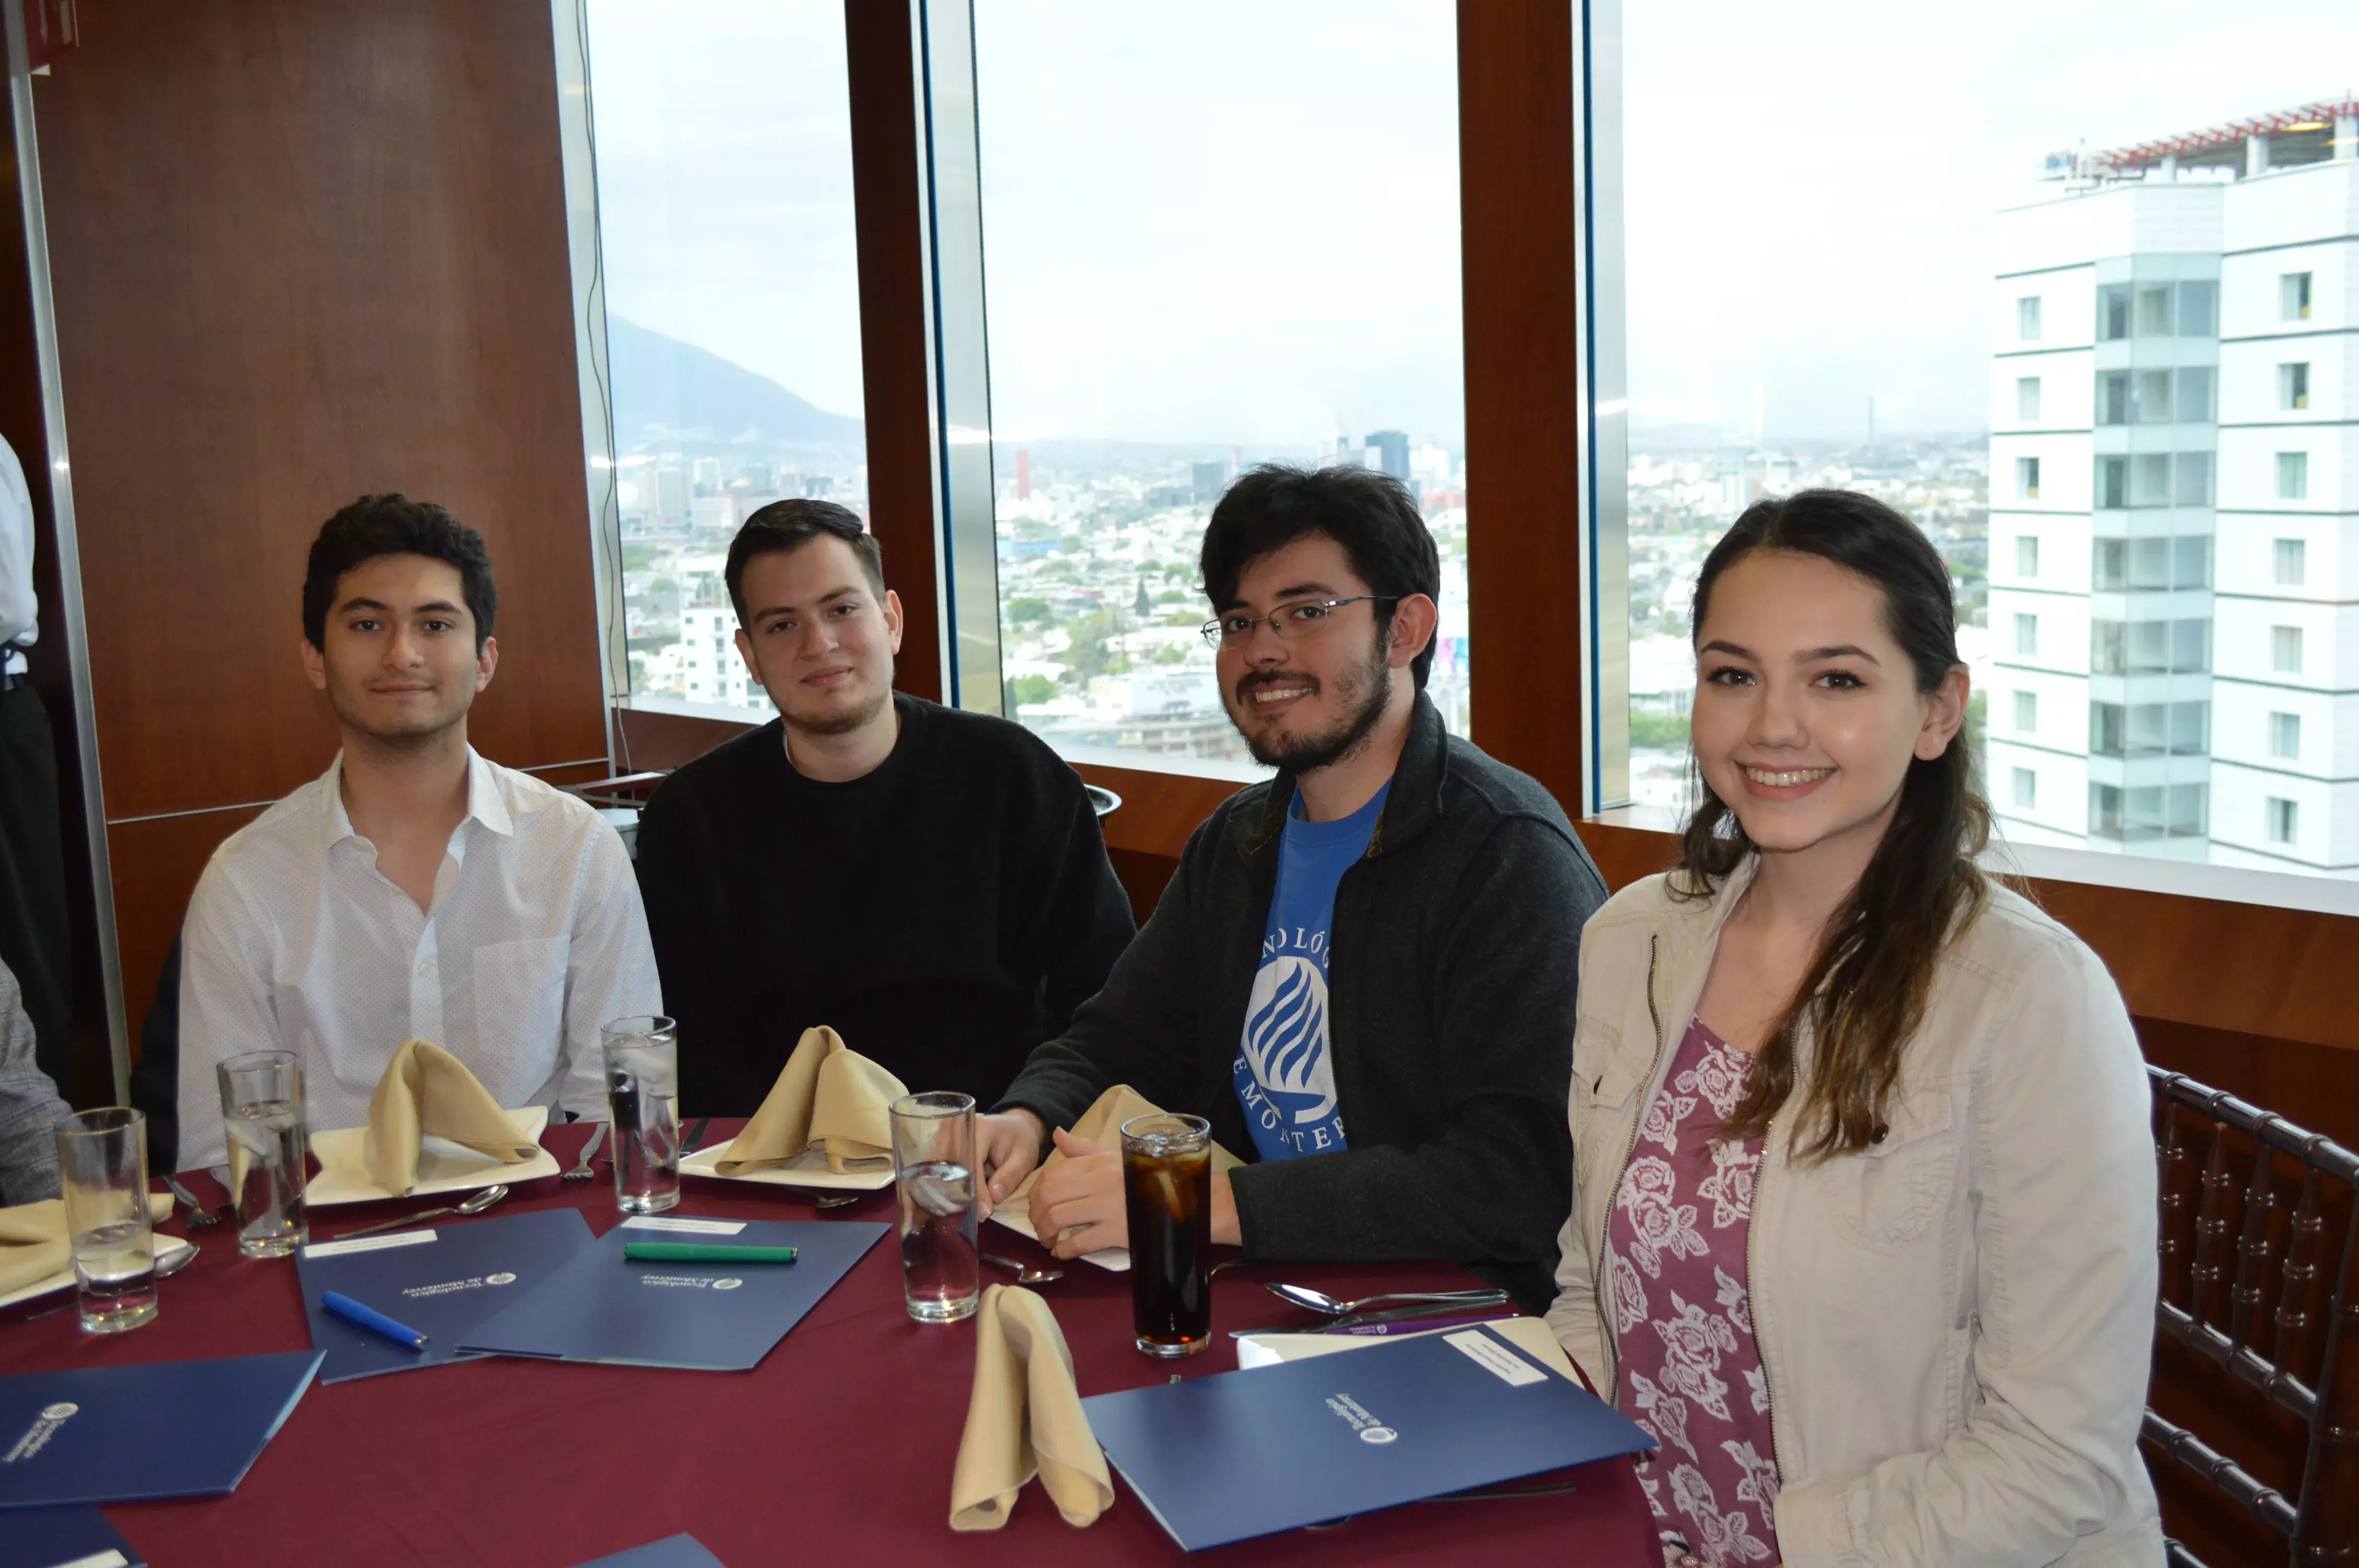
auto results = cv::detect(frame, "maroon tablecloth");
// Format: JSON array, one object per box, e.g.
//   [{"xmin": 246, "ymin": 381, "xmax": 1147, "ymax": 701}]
[{"xmin": 0, "ymin": 1121, "xmax": 1656, "ymax": 1566}]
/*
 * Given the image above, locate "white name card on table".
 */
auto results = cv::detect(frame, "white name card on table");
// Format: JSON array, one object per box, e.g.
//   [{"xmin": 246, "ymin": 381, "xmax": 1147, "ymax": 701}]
[
  {"xmin": 302, "ymin": 1230, "xmax": 439, "ymax": 1260},
  {"xmin": 618, "ymin": 1217, "xmax": 747, "ymax": 1236}
]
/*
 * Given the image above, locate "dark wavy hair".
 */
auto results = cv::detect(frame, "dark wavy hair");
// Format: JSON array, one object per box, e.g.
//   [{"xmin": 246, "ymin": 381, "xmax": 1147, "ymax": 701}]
[
  {"xmin": 1199, "ymin": 463, "xmax": 1441, "ymax": 688},
  {"xmin": 1678, "ymin": 489, "xmax": 1991, "ymax": 1161},
  {"xmin": 725, "ymin": 498, "xmax": 884, "ymax": 626},
  {"xmin": 302, "ymin": 493, "xmax": 496, "ymax": 653}
]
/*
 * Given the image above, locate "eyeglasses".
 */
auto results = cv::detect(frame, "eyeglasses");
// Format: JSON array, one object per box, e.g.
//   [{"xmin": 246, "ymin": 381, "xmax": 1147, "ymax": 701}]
[{"xmin": 1200, "ymin": 596, "xmax": 1399, "ymax": 648}]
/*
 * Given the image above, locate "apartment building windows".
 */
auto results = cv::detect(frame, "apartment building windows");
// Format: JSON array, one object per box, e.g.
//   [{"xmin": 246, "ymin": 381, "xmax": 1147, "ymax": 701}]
[
  {"xmin": 2012, "ymin": 689, "xmax": 2037, "ymax": 733},
  {"xmin": 2089, "ymin": 700, "xmax": 2207, "ymax": 758},
  {"xmin": 2011, "ymin": 767, "xmax": 2036, "ymax": 811},
  {"xmin": 2134, "ymin": 370, "xmax": 2173, "ymax": 423},
  {"xmin": 2091, "ymin": 782, "xmax": 2208, "ymax": 843},
  {"xmin": 2017, "ymin": 296, "xmax": 2042, "ymax": 341},
  {"xmin": 2281, "ymin": 362, "xmax": 2310, "ymax": 411},
  {"xmin": 2016, "ymin": 376, "xmax": 2042, "ymax": 421},
  {"xmin": 2278, "ymin": 452, "xmax": 2309, "ymax": 500},
  {"xmin": 2274, "ymin": 537, "xmax": 2306, "ymax": 586},
  {"xmin": 2017, "ymin": 455, "xmax": 2041, "ymax": 501},
  {"xmin": 2099, "ymin": 373, "xmax": 2128, "ymax": 426},
  {"xmin": 2281, "ymin": 272, "xmax": 2312, "ymax": 322},
  {"xmin": 2179, "ymin": 367, "xmax": 2214, "ymax": 422},
  {"xmin": 2098, "ymin": 280, "xmax": 2216, "ymax": 341},
  {"xmin": 2099, "ymin": 456, "xmax": 2125, "ymax": 507},
  {"xmin": 2090, "ymin": 617, "xmax": 2209, "ymax": 675},
  {"xmin": 2017, "ymin": 535, "xmax": 2040, "ymax": 578},
  {"xmin": 2268, "ymin": 797, "xmax": 2299, "ymax": 845},
  {"xmin": 2014, "ymin": 612, "xmax": 2038, "ymax": 657},
  {"xmin": 2272, "ymin": 624, "xmax": 2304, "ymax": 674},
  {"xmin": 2174, "ymin": 452, "xmax": 2212, "ymax": 505},
  {"xmin": 2270, "ymin": 711, "xmax": 2301, "ymax": 760}
]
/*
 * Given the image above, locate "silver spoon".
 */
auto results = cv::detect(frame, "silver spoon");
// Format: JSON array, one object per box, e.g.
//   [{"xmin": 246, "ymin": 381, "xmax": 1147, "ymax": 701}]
[
  {"xmin": 336, "ymin": 1183, "xmax": 510, "ymax": 1241},
  {"xmin": 983, "ymin": 1251, "xmax": 1064, "ymax": 1285},
  {"xmin": 1263, "ymin": 1282, "xmax": 1508, "ymax": 1318}
]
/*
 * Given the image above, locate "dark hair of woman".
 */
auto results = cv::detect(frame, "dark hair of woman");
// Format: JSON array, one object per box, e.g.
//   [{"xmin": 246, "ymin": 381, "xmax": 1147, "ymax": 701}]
[{"xmin": 1676, "ymin": 488, "xmax": 1992, "ymax": 1160}]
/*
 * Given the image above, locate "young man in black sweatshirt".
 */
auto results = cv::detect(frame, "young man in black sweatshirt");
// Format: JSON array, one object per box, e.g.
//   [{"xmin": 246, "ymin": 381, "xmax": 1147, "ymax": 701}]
[
  {"xmin": 633, "ymin": 501, "xmax": 1135, "ymax": 1114},
  {"xmin": 975, "ymin": 465, "xmax": 1606, "ymax": 1311}
]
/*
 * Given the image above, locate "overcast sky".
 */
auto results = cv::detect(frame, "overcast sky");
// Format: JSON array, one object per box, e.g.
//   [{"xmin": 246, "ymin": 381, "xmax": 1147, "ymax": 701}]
[{"xmin": 587, "ymin": 0, "xmax": 2359, "ymax": 447}]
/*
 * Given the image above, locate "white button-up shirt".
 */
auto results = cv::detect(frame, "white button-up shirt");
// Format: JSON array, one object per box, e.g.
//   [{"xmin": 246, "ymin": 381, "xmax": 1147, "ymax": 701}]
[{"xmin": 176, "ymin": 750, "xmax": 661, "ymax": 1170}]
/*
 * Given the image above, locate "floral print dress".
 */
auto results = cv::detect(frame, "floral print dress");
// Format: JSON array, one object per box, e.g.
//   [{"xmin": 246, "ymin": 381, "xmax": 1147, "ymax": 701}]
[{"xmin": 1607, "ymin": 1017, "xmax": 1780, "ymax": 1566}]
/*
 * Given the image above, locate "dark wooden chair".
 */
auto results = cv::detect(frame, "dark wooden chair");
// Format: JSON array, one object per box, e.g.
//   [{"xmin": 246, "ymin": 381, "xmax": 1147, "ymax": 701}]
[{"xmin": 2145, "ymin": 1067, "xmax": 2359, "ymax": 1566}]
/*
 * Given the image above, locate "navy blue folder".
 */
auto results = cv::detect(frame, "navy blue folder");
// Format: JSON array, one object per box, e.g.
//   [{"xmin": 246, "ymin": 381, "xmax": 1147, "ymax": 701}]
[
  {"xmin": 567, "ymin": 1535, "xmax": 726, "ymax": 1567},
  {"xmin": 1081, "ymin": 1323, "xmax": 1655, "ymax": 1551},
  {"xmin": 296, "ymin": 1207, "xmax": 596, "ymax": 1382},
  {"xmin": 0, "ymin": 1506, "xmax": 144, "ymax": 1568},
  {"xmin": 0, "ymin": 1351, "xmax": 322, "ymax": 1511},
  {"xmin": 457, "ymin": 1218, "xmax": 888, "ymax": 1371}
]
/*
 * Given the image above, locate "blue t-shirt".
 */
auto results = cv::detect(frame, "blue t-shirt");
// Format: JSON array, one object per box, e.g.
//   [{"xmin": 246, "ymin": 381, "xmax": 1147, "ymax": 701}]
[{"xmin": 1232, "ymin": 781, "xmax": 1390, "ymax": 1160}]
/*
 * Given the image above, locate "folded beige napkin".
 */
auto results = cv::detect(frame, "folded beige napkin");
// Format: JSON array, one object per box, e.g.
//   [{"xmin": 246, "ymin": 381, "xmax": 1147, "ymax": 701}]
[
  {"xmin": 0, "ymin": 1192, "xmax": 175, "ymax": 1296},
  {"xmin": 949, "ymin": 1284, "xmax": 1114, "ymax": 1531},
  {"xmin": 997, "ymin": 1083, "xmax": 1243, "ymax": 1230},
  {"xmin": 715, "ymin": 1025, "xmax": 905, "ymax": 1175},
  {"xmin": 361, "ymin": 1040, "xmax": 542, "ymax": 1196}
]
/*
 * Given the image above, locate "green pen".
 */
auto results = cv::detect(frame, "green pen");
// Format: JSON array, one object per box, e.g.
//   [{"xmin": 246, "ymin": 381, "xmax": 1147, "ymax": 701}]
[{"xmin": 623, "ymin": 1242, "xmax": 799, "ymax": 1264}]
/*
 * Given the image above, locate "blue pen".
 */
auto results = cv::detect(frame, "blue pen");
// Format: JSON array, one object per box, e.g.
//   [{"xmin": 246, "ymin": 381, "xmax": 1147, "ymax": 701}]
[{"xmin": 322, "ymin": 1290, "xmax": 429, "ymax": 1351}]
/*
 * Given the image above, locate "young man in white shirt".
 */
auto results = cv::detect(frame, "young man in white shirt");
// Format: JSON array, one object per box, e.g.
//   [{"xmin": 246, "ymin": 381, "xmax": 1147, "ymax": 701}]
[{"xmin": 175, "ymin": 494, "xmax": 658, "ymax": 1170}]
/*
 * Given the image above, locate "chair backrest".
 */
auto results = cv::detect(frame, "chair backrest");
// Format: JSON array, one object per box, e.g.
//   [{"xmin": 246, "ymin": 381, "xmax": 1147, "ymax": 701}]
[{"xmin": 2145, "ymin": 1067, "xmax": 2359, "ymax": 1567}]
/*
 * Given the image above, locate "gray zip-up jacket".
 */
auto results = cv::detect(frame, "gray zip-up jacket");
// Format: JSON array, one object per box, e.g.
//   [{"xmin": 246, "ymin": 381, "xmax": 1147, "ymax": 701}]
[
  {"xmin": 996, "ymin": 692, "xmax": 1606, "ymax": 1309},
  {"xmin": 1548, "ymin": 860, "xmax": 2164, "ymax": 1567}
]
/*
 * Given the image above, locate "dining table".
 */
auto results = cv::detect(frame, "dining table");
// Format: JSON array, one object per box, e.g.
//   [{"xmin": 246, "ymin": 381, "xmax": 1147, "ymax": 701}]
[{"xmin": 1, "ymin": 1118, "xmax": 1662, "ymax": 1567}]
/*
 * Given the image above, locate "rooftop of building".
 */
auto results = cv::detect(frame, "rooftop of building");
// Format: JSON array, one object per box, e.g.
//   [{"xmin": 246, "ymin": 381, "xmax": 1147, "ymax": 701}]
[{"xmin": 2044, "ymin": 95, "xmax": 2358, "ymax": 183}]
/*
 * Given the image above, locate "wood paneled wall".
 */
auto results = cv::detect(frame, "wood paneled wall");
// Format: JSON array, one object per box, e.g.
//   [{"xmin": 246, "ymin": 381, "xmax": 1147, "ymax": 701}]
[
  {"xmin": 1458, "ymin": 0, "xmax": 1587, "ymax": 811},
  {"xmin": 34, "ymin": 2, "xmax": 611, "ymax": 1072}
]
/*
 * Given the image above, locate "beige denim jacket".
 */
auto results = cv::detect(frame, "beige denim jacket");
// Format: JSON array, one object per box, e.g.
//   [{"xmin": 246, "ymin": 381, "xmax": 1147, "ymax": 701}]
[{"xmin": 1547, "ymin": 861, "xmax": 2165, "ymax": 1568}]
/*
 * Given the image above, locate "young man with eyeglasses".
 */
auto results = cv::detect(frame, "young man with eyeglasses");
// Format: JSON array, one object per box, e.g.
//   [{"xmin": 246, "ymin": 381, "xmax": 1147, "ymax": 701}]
[
  {"xmin": 976, "ymin": 464, "xmax": 1605, "ymax": 1310},
  {"xmin": 632, "ymin": 500, "xmax": 1135, "ymax": 1114}
]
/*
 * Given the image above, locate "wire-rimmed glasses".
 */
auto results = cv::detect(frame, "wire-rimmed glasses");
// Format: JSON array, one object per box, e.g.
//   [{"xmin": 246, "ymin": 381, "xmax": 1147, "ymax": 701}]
[{"xmin": 1199, "ymin": 595, "xmax": 1399, "ymax": 648}]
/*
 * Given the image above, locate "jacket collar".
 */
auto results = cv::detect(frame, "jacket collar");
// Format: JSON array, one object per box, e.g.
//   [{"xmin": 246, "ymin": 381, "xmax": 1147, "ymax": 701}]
[
  {"xmin": 1232, "ymin": 690, "xmax": 1449, "ymax": 860},
  {"xmin": 1644, "ymin": 850, "xmax": 1760, "ymax": 1055}
]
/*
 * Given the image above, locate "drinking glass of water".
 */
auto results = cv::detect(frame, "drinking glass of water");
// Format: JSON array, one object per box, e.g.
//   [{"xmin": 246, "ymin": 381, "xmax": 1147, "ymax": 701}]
[
  {"xmin": 217, "ymin": 1050, "xmax": 308, "ymax": 1259},
  {"xmin": 602, "ymin": 1016, "xmax": 680, "ymax": 1215},
  {"xmin": 54, "ymin": 1107, "xmax": 157, "ymax": 1333},
  {"xmin": 889, "ymin": 1091, "xmax": 979, "ymax": 1323}
]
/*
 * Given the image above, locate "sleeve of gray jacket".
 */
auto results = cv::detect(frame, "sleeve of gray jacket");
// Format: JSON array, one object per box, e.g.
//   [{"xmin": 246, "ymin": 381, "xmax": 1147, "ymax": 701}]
[
  {"xmin": 0, "ymin": 955, "xmax": 67, "ymax": 1204},
  {"xmin": 1227, "ymin": 814, "xmax": 1594, "ymax": 1266},
  {"xmin": 1773, "ymin": 937, "xmax": 2161, "ymax": 1567},
  {"xmin": 0, "ymin": 435, "xmax": 37, "ymax": 650}
]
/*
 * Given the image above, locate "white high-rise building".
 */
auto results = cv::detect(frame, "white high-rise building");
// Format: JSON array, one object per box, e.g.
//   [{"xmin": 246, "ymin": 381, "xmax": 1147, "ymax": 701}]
[{"xmin": 1988, "ymin": 98, "xmax": 2359, "ymax": 875}]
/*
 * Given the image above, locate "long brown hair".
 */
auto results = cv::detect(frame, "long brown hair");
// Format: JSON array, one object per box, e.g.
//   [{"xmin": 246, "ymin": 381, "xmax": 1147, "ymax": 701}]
[{"xmin": 1677, "ymin": 489, "xmax": 1990, "ymax": 1161}]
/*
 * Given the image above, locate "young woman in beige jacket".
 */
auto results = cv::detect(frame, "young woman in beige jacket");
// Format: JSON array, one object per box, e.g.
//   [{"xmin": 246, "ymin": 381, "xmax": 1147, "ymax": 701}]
[{"xmin": 1548, "ymin": 490, "xmax": 2163, "ymax": 1567}]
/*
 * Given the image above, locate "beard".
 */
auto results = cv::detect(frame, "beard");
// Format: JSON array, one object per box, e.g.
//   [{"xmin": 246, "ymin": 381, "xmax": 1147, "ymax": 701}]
[
  {"xmin": 1231, "ymin": 627, "xmax": 1394, "ymax": 773},
  {"xmin": 785, "ymin": 684, "xmax": 891, "ymax": 738}
]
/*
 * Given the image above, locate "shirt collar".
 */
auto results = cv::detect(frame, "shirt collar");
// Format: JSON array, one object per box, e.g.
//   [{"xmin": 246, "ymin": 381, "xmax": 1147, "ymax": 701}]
[{"xmin": 317, "ymin": 745, "xmax": 509, "ymax": 856}]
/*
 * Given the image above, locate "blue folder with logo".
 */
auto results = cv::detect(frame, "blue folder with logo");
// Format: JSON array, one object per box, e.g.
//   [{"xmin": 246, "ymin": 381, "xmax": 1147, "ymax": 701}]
[
  {"xmin": 1080, "ymin": 1323, "xmax": 1655, "ymax": 1551},
  {"xmin": 0, "ymin": 1506, "xmax": 144, "ymax": 1568},
  {"xmin": 567, "ymin": 1535, "xmax": 726, "ymax": 1567},
  {"xmin": 0, "ymin": 1351, "xmax": 322, "ymax": 1511},
  {"xmin": 458, "ymin": 1217, "xmax": 888, "ymax": 1371},
  {"xmin": 296, "ymin": 1207, "xmax": 596, "ymax": 1382}
]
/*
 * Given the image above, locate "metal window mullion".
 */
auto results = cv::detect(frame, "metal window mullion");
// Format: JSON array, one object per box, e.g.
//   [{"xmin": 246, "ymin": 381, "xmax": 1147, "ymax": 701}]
[{"xmin": 914, "ymin": 0, "xmax": 1001, "ymax": 715}]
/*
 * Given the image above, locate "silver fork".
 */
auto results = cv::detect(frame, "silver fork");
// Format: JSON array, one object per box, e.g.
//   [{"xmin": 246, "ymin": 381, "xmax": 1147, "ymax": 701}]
[
  {"xmin": 563, "ymin": 1123, "xmax": 608, "ymax": 1182},
  {"xmin": 163, "ymin": 1173, "xmax": 221, "ymax": 1227}
]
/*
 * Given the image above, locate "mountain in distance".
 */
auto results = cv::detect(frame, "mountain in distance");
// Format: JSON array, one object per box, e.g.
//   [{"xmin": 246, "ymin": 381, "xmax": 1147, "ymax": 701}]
[{"xmin": 605, "ymin": 315, "xmax": 865, "ymax": 450}]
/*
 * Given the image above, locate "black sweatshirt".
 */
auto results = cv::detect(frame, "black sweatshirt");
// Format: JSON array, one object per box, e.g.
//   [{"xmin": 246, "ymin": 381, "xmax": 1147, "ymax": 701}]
[
  {"xmin": 633, "ymin": 694, "xmax": 1136, "ymax": 1115},
  {"xmin": 995, "ymin": 693, "xmax": 1605, "ymax": 1311}
]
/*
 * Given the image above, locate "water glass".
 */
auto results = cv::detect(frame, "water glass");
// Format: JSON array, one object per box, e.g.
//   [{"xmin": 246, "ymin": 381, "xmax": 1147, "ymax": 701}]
[
  {"xmin": 603, "ymin": 1016, "xmax": 680, "ymax": 1215},
  {"xmin": 54, "ymin": 1108, "xmax": 157, "ymax": 1334},
  {"xmin": 890, "ymin": 1091, "xmax": 979, "ymax": 1323},
  {"xmin": 217, "ymin": 1050, "xmax": 308, "ymax": 1258},
  {"xmin": 1123, "ymin": 1112, "xmax": 1212, "ymax": 1357}
]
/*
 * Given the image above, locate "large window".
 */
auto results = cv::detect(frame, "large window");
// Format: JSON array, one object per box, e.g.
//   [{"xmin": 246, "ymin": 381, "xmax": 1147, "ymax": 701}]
[
  {"xmin": 1606, "ymin": 0, "xmax": 2359, "ymax": 882},
  {"xmin": 581, "ymin": 2, "xmax": 867, "ymax": 717},
  {"xmin": 971, "ymin": 1, "xmax": 1465, "ymax": 767}
]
